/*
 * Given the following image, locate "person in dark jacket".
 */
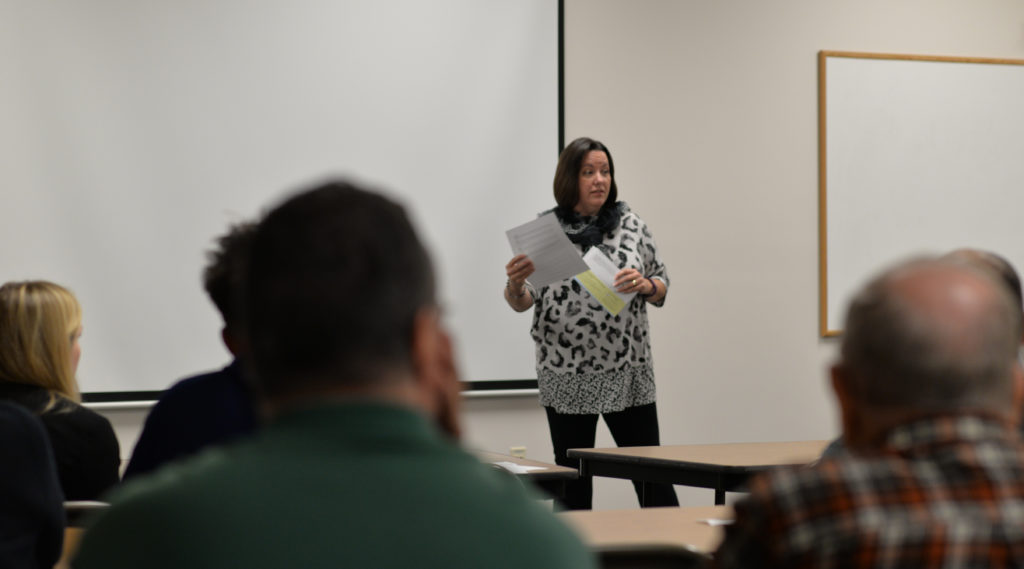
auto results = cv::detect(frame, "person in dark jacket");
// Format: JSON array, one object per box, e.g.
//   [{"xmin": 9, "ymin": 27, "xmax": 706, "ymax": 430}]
[
  {"xmin": 123, "ymin": 222, "xmax": 258, "ymax": 479},
  {"xmin": 0, "ymin": 400, "xmax": 65, "ymax": 569},
  {"xmin": 0, "ymin": 280, "xmax": 120, "ymax": 501}
]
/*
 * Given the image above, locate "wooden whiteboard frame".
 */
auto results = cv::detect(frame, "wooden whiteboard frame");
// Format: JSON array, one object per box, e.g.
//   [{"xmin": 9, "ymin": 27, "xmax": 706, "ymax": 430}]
[{"xmin": 818, "ymin": 50, "xmax": 1024, "ymax": 337}]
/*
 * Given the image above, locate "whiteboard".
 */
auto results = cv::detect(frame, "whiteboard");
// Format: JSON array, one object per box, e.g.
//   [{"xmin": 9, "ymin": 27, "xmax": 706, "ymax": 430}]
[
  {"xmin": 0, "ymin": 1, "xmax": 558, "ymax": 393},
  {"xmin": 819, "ymin": 51, "xmax": 1024, "ymax": 335}
]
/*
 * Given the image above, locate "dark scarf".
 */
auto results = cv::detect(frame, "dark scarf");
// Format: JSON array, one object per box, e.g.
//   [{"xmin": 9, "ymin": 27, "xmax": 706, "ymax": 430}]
[{"xmin": 553, "ymin": 202, "xmax": 624, "ymax": 251}]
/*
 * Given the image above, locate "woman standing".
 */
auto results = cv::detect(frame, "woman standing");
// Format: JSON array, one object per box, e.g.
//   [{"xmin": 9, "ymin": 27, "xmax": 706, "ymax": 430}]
[
  {"xmin": 0, "ymin": 281, "xmax": 120, "ymax": 501},
  {"xmin": 504, "ymin": 137, "xmax": 678, "ymax": 509}
]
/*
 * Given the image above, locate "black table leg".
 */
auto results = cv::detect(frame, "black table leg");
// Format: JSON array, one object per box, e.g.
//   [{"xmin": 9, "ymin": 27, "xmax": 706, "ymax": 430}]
[{"xmin": 714, "ymin": 487, "xmax": 726, "ymax": 505}]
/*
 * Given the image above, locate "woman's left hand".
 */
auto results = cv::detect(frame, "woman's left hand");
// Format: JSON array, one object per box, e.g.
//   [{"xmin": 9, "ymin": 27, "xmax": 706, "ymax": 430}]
[{"xmin": 613, "ymin": 268, "xmax": 653, "ymax": 295}]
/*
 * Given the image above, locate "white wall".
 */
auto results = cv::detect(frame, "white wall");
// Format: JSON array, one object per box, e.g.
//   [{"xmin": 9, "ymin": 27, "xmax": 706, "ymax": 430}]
[
  {"xmin": 97, "ymin": 0, "xmax": 1024, "ymax": 511},
  {"xmin": 559, "ymin": 0, "xmax": 1024, "ymax": 508}
]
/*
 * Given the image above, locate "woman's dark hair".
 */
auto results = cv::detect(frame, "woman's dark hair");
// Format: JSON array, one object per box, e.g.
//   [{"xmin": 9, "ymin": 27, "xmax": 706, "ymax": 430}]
[{"xmin": 552, "ymin": 137, "xmax": 618, "ymax": 213}]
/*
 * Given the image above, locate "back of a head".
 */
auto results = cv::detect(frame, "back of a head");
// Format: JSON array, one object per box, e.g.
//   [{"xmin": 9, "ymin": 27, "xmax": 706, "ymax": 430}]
[
  {"xmin": 243, "ymin": 179, "xmax": 435, "ymax": 400},
  {"xmin": 943, "ymin": 248, "xmax": 1024, "ymax": 332},
  {"xmin": 0, "ymin": 281, "xmax": 82, "ymax": 401},
  {"xmin": 840, "ymin": 257, "xmax": 1021, "ymax": 414},
  {"xmin": 203, "ymin": 221, "xmax": 258, "ymax": 331}
]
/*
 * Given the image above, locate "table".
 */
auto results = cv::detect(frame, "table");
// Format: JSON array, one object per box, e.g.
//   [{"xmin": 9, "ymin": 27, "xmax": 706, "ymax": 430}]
[
  {"xmin": 477, "ymin": 451, "xmax": 578, "ymax": 499},
  {"xmin": 65, "ymin": 500, "xmax": 109, "ymax": 527},
  {"xmin": 559, "ymin": 505, "xmax": 733, "ymax": 555},
  {"xmin": 568, "ymin": 440, "xmax": 828, "ymax": 505}
]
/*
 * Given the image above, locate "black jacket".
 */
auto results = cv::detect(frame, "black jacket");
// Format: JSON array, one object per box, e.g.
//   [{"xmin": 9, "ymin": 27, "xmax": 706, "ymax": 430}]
[
  {"xmin": 0, "ymin": 381, "xmax": 120, "ymax": 501},
  {"xmin": 0, "ymin": 400, "xmax": 65, "ymax": 569}
]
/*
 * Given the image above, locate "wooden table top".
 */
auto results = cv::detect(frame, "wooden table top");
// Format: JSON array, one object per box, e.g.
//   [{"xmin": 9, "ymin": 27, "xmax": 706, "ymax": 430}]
[
  {"xmin": 559, "ymin": 505, "xmax": 733, "ymax": 554},
  {"xmin": 569, "ymin": 440, "xmax": 829, "ymax": 472},
  {"xmin": 476, "ymin": 450, "xmax": 578, "ymax": 480}
]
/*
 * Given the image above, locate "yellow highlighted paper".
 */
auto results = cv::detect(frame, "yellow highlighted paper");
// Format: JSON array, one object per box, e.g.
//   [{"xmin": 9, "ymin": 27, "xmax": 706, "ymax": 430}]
[
  {"xmin": 575, "ymin": 270, "xmax": 627, "ymax": 316},
  {"xmin": 574, "ymin": 247, "xmax": 637, "ymax": 316}
]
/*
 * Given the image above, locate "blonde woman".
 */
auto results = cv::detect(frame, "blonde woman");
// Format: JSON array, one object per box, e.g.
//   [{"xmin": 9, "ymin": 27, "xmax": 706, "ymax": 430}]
[{"xmin": 0, "ymin": 281, "xmax": 120, "ymax": 500}]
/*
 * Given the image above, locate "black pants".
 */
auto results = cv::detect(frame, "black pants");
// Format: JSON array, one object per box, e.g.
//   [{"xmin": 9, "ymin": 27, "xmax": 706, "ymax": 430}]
[{"xmin": 545, "ymin": 402, "xmax": 679, "ymax": 510}]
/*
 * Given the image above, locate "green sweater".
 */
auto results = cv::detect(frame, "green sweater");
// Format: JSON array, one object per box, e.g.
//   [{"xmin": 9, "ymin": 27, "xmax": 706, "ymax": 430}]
[{"xmin": 75, "ymin": 402, "xmax": 596, "ymax": 569}]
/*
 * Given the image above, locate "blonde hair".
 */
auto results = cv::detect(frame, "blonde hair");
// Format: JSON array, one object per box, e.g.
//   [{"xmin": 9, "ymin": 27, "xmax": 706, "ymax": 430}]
[{"xmin": 0, "ymin": 281, "xmax": 83, "ymax": 404}]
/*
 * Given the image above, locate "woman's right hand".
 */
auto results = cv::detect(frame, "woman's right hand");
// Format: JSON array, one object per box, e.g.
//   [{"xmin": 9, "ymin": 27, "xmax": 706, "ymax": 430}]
[{"xmin": 505, "ymin": 254, "xmax": 535, "ymax": 292}]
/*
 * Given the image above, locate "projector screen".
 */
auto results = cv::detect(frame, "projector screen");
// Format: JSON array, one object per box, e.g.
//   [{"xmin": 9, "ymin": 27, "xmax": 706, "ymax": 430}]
[{"xmin": 0, "ymin": 1, "xmax": 559, "ymax": 395}]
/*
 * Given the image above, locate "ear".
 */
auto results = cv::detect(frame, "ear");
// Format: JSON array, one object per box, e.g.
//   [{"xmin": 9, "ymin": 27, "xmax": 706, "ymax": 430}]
[
  {"xmin": 410, "ymin": 307, "xmax": 441, "ymax": 384},
  {"xmin": 1010, "ymin": 360, "xmax": 1024, "ymax": 428},
  {"xmin": 221, "ymin": 327, "xmax": 238, "ymax": 356},
  {"xmin": 409, "ymin": 307, "xmax": 463, "ymax": 439},
  {"xmin": 830, "ymin": 364, "xmax": 861, "ymax": 450}
]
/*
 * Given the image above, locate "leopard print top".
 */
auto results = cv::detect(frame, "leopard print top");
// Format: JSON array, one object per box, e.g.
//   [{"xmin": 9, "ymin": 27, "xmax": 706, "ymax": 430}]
[{"xmin": 525, "ymin": 202, "xmax": 668, "ymax": 414}]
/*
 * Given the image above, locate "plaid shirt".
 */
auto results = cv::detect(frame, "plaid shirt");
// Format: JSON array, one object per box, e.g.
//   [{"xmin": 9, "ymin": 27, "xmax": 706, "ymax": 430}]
[{"xmin": 714, "ymin": 415, "xmax": 1024, "ymax": 568}]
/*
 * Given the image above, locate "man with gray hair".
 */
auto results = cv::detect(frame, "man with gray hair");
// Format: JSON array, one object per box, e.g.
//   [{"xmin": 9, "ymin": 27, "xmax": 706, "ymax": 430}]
[{"xmin": 715, "ymin": 256, "xmax": 1024, "ymax": 568}]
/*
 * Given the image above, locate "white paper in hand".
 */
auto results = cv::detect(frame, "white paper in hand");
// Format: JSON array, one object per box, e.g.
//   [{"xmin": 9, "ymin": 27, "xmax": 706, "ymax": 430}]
[
  {"xmin": 505, "ymin": 212, "xmax": 588, "ymax": 288},
  {"xmin": 574, "ymin": 247, "xmax": 636, "ymax": 315}
]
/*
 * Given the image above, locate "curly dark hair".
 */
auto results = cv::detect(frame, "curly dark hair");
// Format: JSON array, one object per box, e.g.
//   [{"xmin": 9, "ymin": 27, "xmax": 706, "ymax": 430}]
[{"xmin": 203, "ymin": 221, "xmax": 257, "ymax": 328}]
